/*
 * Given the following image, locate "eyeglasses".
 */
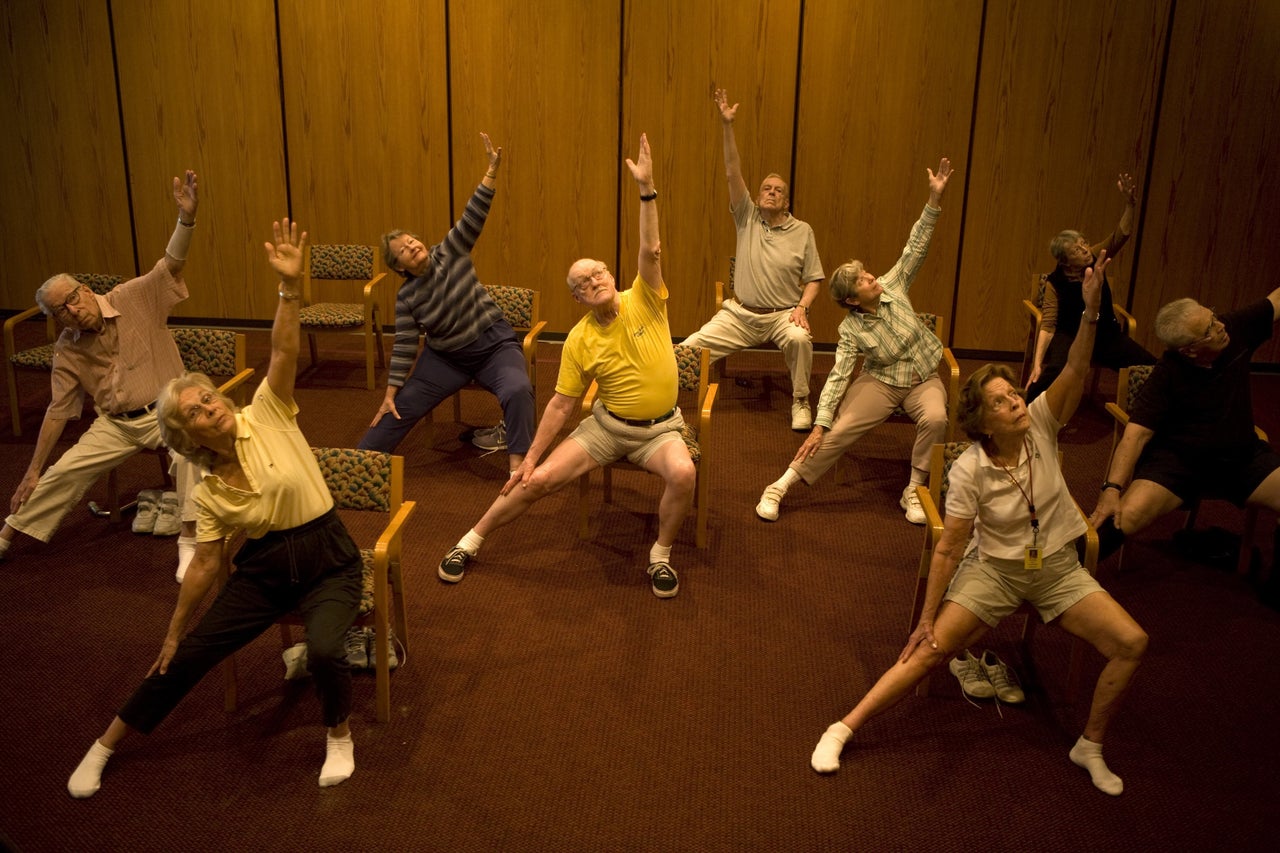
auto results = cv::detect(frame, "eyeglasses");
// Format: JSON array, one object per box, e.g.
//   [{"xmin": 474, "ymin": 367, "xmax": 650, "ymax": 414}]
[
  {"xmin": 51, "ymin": 285, "xmax": 86, "ymax": 319},
  {"xmin": 572, "ymin": 264, "xmax": 609, "ymax": 293},
  {"xmin": 1192, "ymin": 310, "xmax": 1218, "ymax": 344}
]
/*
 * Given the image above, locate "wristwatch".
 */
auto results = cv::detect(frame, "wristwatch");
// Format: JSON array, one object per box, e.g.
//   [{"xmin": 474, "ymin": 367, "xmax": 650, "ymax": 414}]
[{"xmin": 1100, "ymin": 481, "xmax": 1123, "ymax": 493}]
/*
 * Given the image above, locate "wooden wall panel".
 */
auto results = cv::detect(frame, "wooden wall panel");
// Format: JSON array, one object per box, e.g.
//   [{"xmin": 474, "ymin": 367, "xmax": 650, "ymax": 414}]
[
  {"xmin": 0, "ymin": 0, "xmax": 133, "ymax": 308},
  {"xmin": 622, "ymin": 0, "xmax": 802, "ymax": 337},
  {"xmin": 113, "ymin": 0, "xmax": 287, "ymax": 321},
  {"xmin": 279, "ymin": 0, "xmax": 450, "ymax": 322},
  {"xmin": 1133, "ymin": 0, "xmax": 1280, "ymax": 361},
  {"xmin": 956, "ymin": 0, "xmax": 1168, "ymax": 352},
  {"xmin": 798, "ymin": 0, "xmax": 982, "ymax": 346},
  {"xmin": 449, "ymin": 0, "xmax": 622, "ymax": 336}
]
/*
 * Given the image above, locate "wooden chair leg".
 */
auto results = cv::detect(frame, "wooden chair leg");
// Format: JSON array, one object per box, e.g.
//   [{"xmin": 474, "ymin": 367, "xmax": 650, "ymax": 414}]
[
  {"xmin": 578, "ymin": 472, "xmax": 593, "ymax": 540},
  {"xmin": 6, "ymin": 362, "xmax": 22, "ymax": 437}
]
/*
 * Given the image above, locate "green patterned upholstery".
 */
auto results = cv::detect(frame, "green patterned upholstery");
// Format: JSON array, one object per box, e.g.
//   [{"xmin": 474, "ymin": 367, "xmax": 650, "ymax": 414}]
[
  {"xmin": 308, "ymin": 244, "xmax": 375, "ymax": 280},
  {"xmin": 310, "ymin": 447, "xmax": 394, "ymax": 512},
  {"xmin": 172, "ymin": 328, "xmax": 239, "ymax": 376},
  {"xmin": 9, "ymin": 342, "xmax": 55, "ymax": 369},
  {"xmin": 673, "ymin": 343, "xmax": 704, "ymax": 392},
  {"xmin": 1125, "ymin": 364, "xmax": 1154, "ymax": 408},
  {"xmin": 937, "ymin": 440, "xmax": 972, "ymax": 507},
  {"xmin": 482, "ymin": 284, "xmax": 535, "ymax": 329},
  {"xmin": 299, "ymin": 302, "xmax": 365, "ymax": 328},
  {"xmin": 73, "ymin": 272, "xmax": 125, "ymax": 294}
]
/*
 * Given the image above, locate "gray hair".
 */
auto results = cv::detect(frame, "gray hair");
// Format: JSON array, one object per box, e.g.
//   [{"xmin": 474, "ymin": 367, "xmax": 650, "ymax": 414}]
[
  {"xmin": 1154, "ymin": 297, "xmax": 1204, "ymax": 347},
  {"xmin": 828, "ymin": 260, "xmax": 866, "ymax": 308},
  {"xmin": 380, "ymin": 229, "xmax": 423, "ymax": 277},
  {"xmin": 34, "ymin": 273, "xmax": 77, "ymax": 316},
  {"xmin": 1049, "ymin": 230, "xmax": 1085, "ymax": 264},
  {"xmin": 156, "ymin": 372, "xmax": 239, "ymax": 470},
  {"xmin": 760, "ymin": 173, "xmax": 790, "ymax": 201}
]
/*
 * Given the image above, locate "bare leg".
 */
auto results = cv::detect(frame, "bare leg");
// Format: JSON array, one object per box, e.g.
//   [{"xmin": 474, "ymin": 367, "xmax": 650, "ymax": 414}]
[{"xmin": 642, "ymin": 440, "xmax": 696, "ymax": 548}]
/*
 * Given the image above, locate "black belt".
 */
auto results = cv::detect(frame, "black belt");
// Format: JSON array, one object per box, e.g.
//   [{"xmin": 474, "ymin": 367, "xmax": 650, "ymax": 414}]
[
  {"xmin": 112, "ymin": 402, "xmax": 157, "ymax": 420},
  {"xmin": 604, "ymin": 406, "xmax": 676, "ymax": 428},
  {"xmin": 739, "ymin": 302, "xmax": 790, "ymax": 315}
]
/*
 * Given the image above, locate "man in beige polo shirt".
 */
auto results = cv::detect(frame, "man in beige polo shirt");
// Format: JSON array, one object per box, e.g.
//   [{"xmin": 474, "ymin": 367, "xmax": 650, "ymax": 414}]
[
  {"xmin": 1, "ymin": 170, "xmax": 200, "ymax": 580},
  {"xmin": 683, "ymin": 87, "xmax": 825, "ymax": 431}
]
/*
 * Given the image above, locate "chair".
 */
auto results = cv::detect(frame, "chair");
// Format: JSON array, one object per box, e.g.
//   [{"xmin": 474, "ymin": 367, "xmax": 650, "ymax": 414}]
[
  {"xmin": 710, "ymin": 256, "xmax": 780, "ymax": 386},
  {"xmin": 4, "ymin": 273, "xmax": 123, "ymax": 436},
  {"xmin": 833, "ymin": 313, "xmax": 961, "ymax": 484},
  {"xmin": 445, "ymin": 283, "xmax": 547, "ymax": 423},
  {"xmin": 299, "ymin": 244, "xmax": 390, "ymax": 390},
  {"xmin": 577, "ymin": 345, "xmax": 718, "ymax": 548},
  {"xmin": 1105, "ymin": 365, "xmax": 1267, "ymax": 577},
  {"xmin": 1020, "ymin": 273, "xmax": 1138, "ymax": 394},
  {"xmin": 222, "ymin": 448, "xmax": 416, "ymax": 723},
  {"xmin": 94, "ymin": 328, "xmax": 257, "ymax": 522},
  {"xmin": 911, "ymin": 441, "xmax": 1098, "ymax": 698}
]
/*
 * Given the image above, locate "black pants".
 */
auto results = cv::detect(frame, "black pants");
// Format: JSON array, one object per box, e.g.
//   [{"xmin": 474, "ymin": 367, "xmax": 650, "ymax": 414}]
[{"xmin": 118, "ymin": 508, "xmax": 363, "ymax": 733}]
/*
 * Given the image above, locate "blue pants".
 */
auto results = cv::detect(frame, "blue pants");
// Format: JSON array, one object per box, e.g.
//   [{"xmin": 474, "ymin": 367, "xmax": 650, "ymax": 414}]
[
  {"xmin": 117, "ymin": 509, "xmax": 363, "ymax": 733},
  {"xmin": 359, "ymin": 320, "xmax": 535, "ymax": 454}
]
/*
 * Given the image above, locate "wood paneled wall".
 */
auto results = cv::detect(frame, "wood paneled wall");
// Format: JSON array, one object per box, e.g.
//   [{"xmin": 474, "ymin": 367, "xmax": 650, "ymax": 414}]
[{"xmin": 2, "ymin": 0, "xmax": 1278, "ymax": 362}]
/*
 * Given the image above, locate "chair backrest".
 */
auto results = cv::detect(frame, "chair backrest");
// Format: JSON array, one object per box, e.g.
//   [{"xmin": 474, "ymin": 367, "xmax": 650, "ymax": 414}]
[
  {"xmin": 1116, "ymin": 364, "xmax": 1154, "ymax": 413},
  {"xmin": 928, "ymin": 440, "xmax": 1066, "ymax": 513},
  {"xmin": 310, "ymin": 447, "xmax": 401, "ymax": 514},
  {"xmin": 303, "ymin": 244, "xmax": 379, "ymax": 305},
  {"xmin": 171, "ymin": 328, "xmax": 244, "ymax": 379},
  {"xmin": 916, "ymin": 312, "xmax": 946, "ymax": 342},
  {"xmin": 75, "ymin": 272, "xmax": 125, "ymax": 295},
  {"xmin": 481, "ymin": 284, "xmax": 538, "ymax": 331},
  {"xmin": 673, "ymin": 343, "xmax": 710, "ymax": 395}
]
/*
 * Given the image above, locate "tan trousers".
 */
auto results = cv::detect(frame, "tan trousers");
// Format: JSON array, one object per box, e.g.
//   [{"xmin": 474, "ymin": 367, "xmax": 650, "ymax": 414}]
[
  {"xmin": 682, "ymin": 299, "xmax": 813, "ymax": 399},
  {"xmin": 791, "ymin": 373, "xmax": 948, "ymax": 484}
]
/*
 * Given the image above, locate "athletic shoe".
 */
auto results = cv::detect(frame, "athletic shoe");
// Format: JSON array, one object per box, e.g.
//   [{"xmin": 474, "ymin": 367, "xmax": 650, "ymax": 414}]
[
  {"xmin": 439, "ymin": 547, "xmax": 471, "ymax": 583},
  {"xmin": 948, "ymin": 649, "xmax": 995, "ymax": 699},
  {"xmin": 283, "ymin": 642, "xmax": 310, "ymax": 680},
  {"xmin": 900, "ymin": 485, "xmax": 926, "ymax": 525},
  {"xmin": 368, "ymin": 628, "xmax": 399, "ymax": 670},
  {"xmin": 151, "ymin": 491, "xmax": 181, "ymax": 536},
  {"xmin": 755, "ymin": 484, "xmax": 785, "ymax": 521},
  {"xmin": 791, "ymin": 400, "xmax": 813, "ymax": 431},
  {"xmin": 979, "ymin": 649, "xmax": 1025, "ymax": 703},
  {"xmin": 647, "ymin": 562, "xmax": 679, "ymax": 598},
  {"xmin": 471, "ymin": 421, "xmax": 507, "ymax": 451},
  {"xmin": 344, "ymin": 628, "xmax": 369, "ymax": 668},
  {"xmin": 132, "ymin": 489, "xmax": 162, "ymax": 534}
]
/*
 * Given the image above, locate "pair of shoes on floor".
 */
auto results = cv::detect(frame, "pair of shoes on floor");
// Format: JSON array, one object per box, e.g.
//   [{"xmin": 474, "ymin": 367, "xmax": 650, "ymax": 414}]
[
  {"xmin": 343, "ymin": 627, "xmax": 399, "ymax": 670},
  {"xmin": 133, "ymin": 489, "xmax": 181, "ymax": 536},
  {"xmin": 900, "ymin": 484, "xmax": 926, "ymax": 525},
  {"xmin": 948, "ymin": 649, "xmax": 1025, "ymax": 703},
  {"xmin": 790, "ymin": 400, "xmax": 812, "ymax": 431},
  {"xmin": 647, "ymin": 562, "xmax": 679, "ymax": 598},
  {"xmin": 470, "ymin": 421, "xmax": 507, "ymax": 452},
  {"xmin": 755, "ymin": 484, "xmax": 785, "ymax": 521}
]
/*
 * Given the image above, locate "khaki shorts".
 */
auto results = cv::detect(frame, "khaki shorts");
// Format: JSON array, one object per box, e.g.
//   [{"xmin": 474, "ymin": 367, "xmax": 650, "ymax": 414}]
[
  {"xmin": 569, "ymin": 399, "xmax": 686, "ymax": 467},
  {"xmin": 944, "ymin": 544, "xmax": 1103, "ymax": 627}
]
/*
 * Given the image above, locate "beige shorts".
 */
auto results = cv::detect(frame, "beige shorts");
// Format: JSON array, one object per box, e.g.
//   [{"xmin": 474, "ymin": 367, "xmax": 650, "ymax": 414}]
[
  {"xmin": 944, "ymin": 543, "xmax": 1104, "ymax": 627},
  {"xmin": 569, "ymin": 399, "xmax": 686, "ymax": 467}
]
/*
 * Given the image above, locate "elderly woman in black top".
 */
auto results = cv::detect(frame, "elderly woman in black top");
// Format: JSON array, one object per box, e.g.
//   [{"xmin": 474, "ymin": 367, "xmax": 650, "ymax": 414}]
[{"xmin": 1025, "ymin": 173, "xmax": 1154, "ymax": 401}]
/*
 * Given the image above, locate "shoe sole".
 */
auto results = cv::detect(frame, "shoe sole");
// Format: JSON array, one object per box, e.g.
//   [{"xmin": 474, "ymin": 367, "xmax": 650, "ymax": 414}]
[
  {"xmin": 755, "ymin": 502, "xmax": 779, "ymax": 522},
  {"xmin": 651, "ymin": 584, "xmax": 678, "ymax": 599},
  {"xmin": 438, "ymin": 566, "xmax": 465, "ymax": 583},
  {"xmin": 899, "ymin": 496, "xmax": 926, "ymax": 525}
]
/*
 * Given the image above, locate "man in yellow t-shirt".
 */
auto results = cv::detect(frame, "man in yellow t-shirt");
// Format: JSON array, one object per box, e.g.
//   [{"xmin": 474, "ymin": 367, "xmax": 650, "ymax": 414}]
[{"xmin": 437, "ymin": 134, "xmax": 693, "ymax": 598}]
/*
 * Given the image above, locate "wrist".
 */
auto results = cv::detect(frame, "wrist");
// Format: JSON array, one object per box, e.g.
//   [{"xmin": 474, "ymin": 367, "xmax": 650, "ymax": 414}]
[
  {"xmin": 1082, "ymin": 309, "xmax": 1100, "ymax": 323},
  {"xmin": 639, "ymin": 188, "xmax": 658, "ymax": 202},
  {"xmin": 177, "ymin": 216, "xmax": 195, "ymax": 227},
  {"xmin": 1101, "ymin": 480, "xmax": 1124, "ymax": 493}
]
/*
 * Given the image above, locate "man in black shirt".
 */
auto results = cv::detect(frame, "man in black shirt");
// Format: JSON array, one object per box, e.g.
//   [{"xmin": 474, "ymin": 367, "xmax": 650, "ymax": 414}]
[{"xmin": 1091, "ymin": 288, "xmax": 1280, "ymax": 554}]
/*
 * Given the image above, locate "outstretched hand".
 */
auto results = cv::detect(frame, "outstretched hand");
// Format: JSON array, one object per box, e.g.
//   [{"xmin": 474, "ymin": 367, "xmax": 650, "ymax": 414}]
[
  {"xmin": 264, "ymin": 218, "xmax": 307, "ymax": 283},
  {"xmin": 927, "ymin": 158, "xmax": 953, "ymax": 204},
  {"xmin": 173, "ymin": 170, "xmax": 199, "ymax": 221},
  {"xmin": 713, "ymin": 87, "xmax": 738, "ymax": 123},
  {"xmin": 625, "ymin": 133, "xmax": 653, "ymax": 187},
  {"xmin": 1117, "ymin": 172, "xmax": 1138, "ymax": 204},
  {"xmin": 481, "ymin": 132, "xmax": 502, "ymax": 172}
]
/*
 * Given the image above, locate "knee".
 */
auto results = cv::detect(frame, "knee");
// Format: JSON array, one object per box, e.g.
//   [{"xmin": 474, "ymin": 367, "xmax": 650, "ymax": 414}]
[
  {"xmin": 668, "ymin": 458, "xmax": 697, "ymax": 494},
  {"xmin": 307, "ymin": 634, "xmax": 348, "ymax": 670},
  {"xmin": 1110, "ymin": 626, "xmax": 1149, "ymax": 663}
]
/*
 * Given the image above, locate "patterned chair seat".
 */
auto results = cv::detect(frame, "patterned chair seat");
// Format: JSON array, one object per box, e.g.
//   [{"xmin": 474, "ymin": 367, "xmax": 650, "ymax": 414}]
[
  {"xmin": 9, "ymin": 342, "xmax": 56, "ymax": 370},
  {"xmin": 299, "ymin": 302, "xmax": 366, "ymax": 328}
]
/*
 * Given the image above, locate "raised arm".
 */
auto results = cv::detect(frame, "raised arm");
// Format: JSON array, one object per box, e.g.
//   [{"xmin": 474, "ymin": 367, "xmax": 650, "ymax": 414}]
[
  {"xmin": 713, "ymin": 88, "xmax": 750, "ymax": 210},
  {"xmin": 480, "ymin": 132, "xmax": 502, "ymax": 191},
  {"xmin": 163, "ymin": 170, "xmax": 200, "ymax": 276},
  {"xmin": 264, "ymin": 218, "xmax": 308, "ymax": 405},
  {"xmin": 927, "ymin": 157, "xmax": 953, "ymax": 209},
  {"xmin": 626, "ymin": 133, "xmax": 662, "ymax": 290},
  {"xmin": 1094, "ymin": 173, "xmax": 1137, "ymax": 259},
  {"xmin": 1043, "ymin": 251, "xmax": 1109, "ymax": 424}
]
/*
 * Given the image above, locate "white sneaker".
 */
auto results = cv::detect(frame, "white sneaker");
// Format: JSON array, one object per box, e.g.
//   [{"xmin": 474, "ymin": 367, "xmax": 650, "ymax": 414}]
[
  {"xmin": 344, "ymin": 628, "xmax": 369, "ymax": 668},
  {"xmin": 790, "ymin": 400, "xmax": 813, "ymax": 431},
  {"xmin": 755, "ymin": 484, "xmax": 785, "ymax": 521},
  {"xmin": 151, "ymin": 491, "xmax": 181, "ymax": 536},
  {"xmin": 900, "ymin": 485, "xmax": 926, "ymax": 525},
  {"xmin": 282, "ymin": 642, "xmax": 310, "ymax": 680},
  {"xmin": 979, "ymin": 650, "xmax": 1025, "ymax": 703},
  {"xmin": 948, "ymin": 649, "xmax": 995, "ymax": 699},
  {"xmin": 132, "ymin": 489, "xmax": 161, "ymax": 534}
]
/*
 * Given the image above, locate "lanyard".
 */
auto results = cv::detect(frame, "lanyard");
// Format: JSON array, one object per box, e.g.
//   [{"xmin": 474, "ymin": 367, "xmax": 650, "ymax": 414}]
[{"xmin": 994, "ymin": 438, "xmax": 1038, "ymax": 543}]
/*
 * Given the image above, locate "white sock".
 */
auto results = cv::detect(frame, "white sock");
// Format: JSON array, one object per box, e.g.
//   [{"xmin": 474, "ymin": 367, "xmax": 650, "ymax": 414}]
[
  {"xmin": 0, "ymin": 537, "xmax": 11, "ymax": 559},
  {"xmin": 175, "ymin": 536, "xmax": 197, "ymax": 583},
  {"xmin": 771, "ymin": 468, "xmax": 802, "ymax": 495},
  {"xmin": 909, "ymin": 467, "xmax": 929, "ymax": 486},
  {"xmin": 649, "ymin": 543, "xmax": 672, "ymax": 565},
  {"xmin": 458, "ymin": 529, "xmax": 485, "ymax": 555},
  {"xmin": 68, "ymin": 739, "xmax": 115, "ymax": 798},
  {"xmin": 1069, "ymin": 735, "xmax": 1123, "ymax": 795},
  {"xmin": 810, "ymin": 721, "xmax": 852, "ymax": 773},
  {"xmin": 319, "ymin": 732, "xmax": 355, "ymax": 787}
]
